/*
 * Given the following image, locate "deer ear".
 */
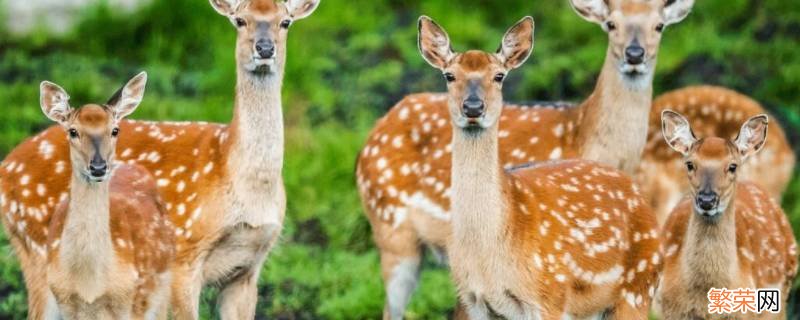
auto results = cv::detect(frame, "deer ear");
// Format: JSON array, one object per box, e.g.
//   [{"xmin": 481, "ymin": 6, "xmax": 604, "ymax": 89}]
[
  {"xmin": 734, "ymin": 114, "xmax": 769, "ymax": 160},
  {"xmin": 286, "ymin": 0, "xmax": 320, "ymax": 20},
  {"xmin": 662, "ymin": 0, "xmax": 694, "ymax": 26},
  {"xmin": 108, "ymin": 72, "xmax": 147, "ymax": 121},
  {"xmin": 209, "ymin": 0, "xmax": 236, "ymax": 16},
  {"xmin": 418, "ymin": 16, "xmax": 454, "ymax": 70},
  {"xmin": 497, "ymin": 16, "xmax": 534, "ymax": 70},
  {"xmin": 661, "ymin": 110, "xmax": 697, "ymax": 156},
  {"xmin": 40, "ymin": 81, "xmax": 72, "ymax": 125},
  {"xmin": 569, "ymin": 0, "xmax": 610, "ymax": 25}
]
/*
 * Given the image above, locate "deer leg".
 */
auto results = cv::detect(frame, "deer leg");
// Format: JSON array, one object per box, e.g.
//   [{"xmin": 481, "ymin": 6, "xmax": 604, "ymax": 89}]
[
  {"xmin": 169, "ymin": 262, "xmax": 203, "ymax": 320},
  {"xmin": 8, "ymin": 236, "xmax": 52, "ymax": 320},
  {"xmin": 375, "ymin": 219, "xmax": 423, "ymax": 320},
  {"xmin": 216, "ymin": 266, "xmax": 261, "ymax": 320},
  {"xmin": 452, "ymin": 300, "xmax": 470, "ymax": 320},
  {"xmin": 211, "ymin": 223, "xmax": 280, "ymax": 319}
]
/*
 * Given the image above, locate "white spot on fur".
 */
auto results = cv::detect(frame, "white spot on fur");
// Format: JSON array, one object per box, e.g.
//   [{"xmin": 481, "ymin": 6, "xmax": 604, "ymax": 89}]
[
  {"xmin": 549, "ymin": 148, "xmax": 562, "ymax": 160},
  {"xmin": 38, "ymin": 140, "xmax": 55, "ymax": 159}
]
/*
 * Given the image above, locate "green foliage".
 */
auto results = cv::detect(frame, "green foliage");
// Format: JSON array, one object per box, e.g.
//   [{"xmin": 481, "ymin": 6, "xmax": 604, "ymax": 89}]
[{"xmin": 0, "ymin": 0, "xmax": 798, "ymax": 318}]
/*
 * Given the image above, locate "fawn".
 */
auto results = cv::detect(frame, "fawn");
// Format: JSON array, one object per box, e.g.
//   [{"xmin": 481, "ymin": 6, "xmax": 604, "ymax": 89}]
[
  {"xmin": 638, "ymin": 86, "xmax": 795, "ymax": 225},
  {"xmin": 656, "ymin": 110, "xmax": 797, "ymax": 319},
  {"xmin": 355, "ymin": 1, "xmax": 693, "ymax": 316},
  {"xmin": 40, "ymin": 73, "xmax": 175, "ymax": 319},
  {"xmin": 416, "ymin": 16, "xmax": 660, "ymax": 319},
  {"xmin": 0, "ymin": 1, "xmax": 320, "ymax": 318}
]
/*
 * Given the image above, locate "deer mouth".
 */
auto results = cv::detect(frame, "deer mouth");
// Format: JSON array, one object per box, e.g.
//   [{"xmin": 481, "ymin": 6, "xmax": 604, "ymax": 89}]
[
  {"xmin": 694, "ymin": 203, "xmax": 726, "ymax": 222},
  {"xmin": 246, "ymin": 57, "xmax": 276, "ymax": 75},
  {"xmin": 80, "ymin": 169, "xmax": 109, "ymax": 183},
  {"xmin": 620, "ymin": 62, "xmax": 649, "ymax": 77}
]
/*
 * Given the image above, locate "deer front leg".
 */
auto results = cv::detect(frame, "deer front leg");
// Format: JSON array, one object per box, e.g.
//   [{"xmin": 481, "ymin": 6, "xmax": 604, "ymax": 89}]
[
  {"xmin": 209, "ymin": 223, "xmax": 281, "ymax": 319},
  {"xmin": 217, "ymin": 266, "xmax": 261, "ymax": 319},
  {"xmin": 170, "ymin": 262, "xmax": 204, "ymax": 320}
]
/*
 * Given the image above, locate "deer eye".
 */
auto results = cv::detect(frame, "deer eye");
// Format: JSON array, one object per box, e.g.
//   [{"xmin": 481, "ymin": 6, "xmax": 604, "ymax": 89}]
[
  {"xmin": 111, "ymin": 128, "xmax": 120, "ymax": 137},
  {"xmin": 685, "ymin": 161, "xmax": 695, "ymax": 172},
  {"xmin": 494, "ymin": 73, "xmax": 506, "ymax": 83},
  {"xmin": 655, "ymin": 23, "xmax": 665, "ymax": 32},
  {"xmin": 234, "ymin": 18, "xmax": 247, "ymax": 28},
  {"xmin": 605, "ymin": 21, "xmax": 616, "ymax": 31},
  {"xmin": 443, "ymin": 72, "xmax": 456, "ymax": 82},
  {"xmin": 280, "ymin": 19, "xmax": 292, "ymax": 29},
  {"xmin": 728, "ymin": 163, "xmax": 738, "ymax": 173},
  {"xmin": 68, "ymin": 128, "xmax": 79, "ymax": 139}
]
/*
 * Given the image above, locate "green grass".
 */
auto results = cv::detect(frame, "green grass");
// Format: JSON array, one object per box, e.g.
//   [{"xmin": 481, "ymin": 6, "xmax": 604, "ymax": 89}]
[{"xmin": 0, "ymin": 0, "xmax": 799, "ymax": 318}]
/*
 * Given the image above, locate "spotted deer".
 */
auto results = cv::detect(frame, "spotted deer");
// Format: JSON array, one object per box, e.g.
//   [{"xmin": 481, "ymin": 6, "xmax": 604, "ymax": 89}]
[
  {"xmin": 0, "ymin": 0, "xmax": 320, "ymax": 318},
  {"xmin": 413, "ymin": 16, "xmax": 661, "ymax": 319},
  {"xmin": 637, "ymin": 86, "xmax": 795, "ymax": 225},
  {"xmin": 355, "ymin": 0, "xmax": 692, "ymax": 317},
  {"xmin": 37, "ymin": 75, "xmax": 175, "ymax": 319},
  {"xmin": 656, "ymin": 110, "xmax": 797, "ymax": 319}
]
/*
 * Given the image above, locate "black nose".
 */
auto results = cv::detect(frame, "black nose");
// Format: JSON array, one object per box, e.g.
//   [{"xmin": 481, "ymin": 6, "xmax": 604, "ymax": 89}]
[
  {"xmin": 462, "ymin": 99, "xmax": 485, "ymax": 118},
  {"xmin": 696, "ymin": 191, "xmax": 718, "ymax": 211},
  {"xmin": 89, "ymin": 160, "xmax": 107, "ymax": 177},
  {"xmin": 624, "ymin": 45, "xmax": 645, "ymax": 65},
  {"xmin": 255, "ymin": 39, "xmax": 275, "ymax": 59}
]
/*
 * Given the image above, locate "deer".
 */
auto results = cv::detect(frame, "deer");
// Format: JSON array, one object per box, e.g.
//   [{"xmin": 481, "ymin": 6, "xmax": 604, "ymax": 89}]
[
  {"xmin": 656, "ymin": 110, "xmax": 797, "ymax": 319},
  {"xmin": 355, "ymin": 0, "xmax": 693, "ymax": 317},
  {"xmin": 413, "ymin": 15, "xmax": 661, "ymax": 320},
  {"xmin": 38, "ymin": 74, "xmax": 175, "ymax": 319},
  {"xmin": 636, "ymin": 86, "xmax": 796, "ymax": 225},
  {"xmin": 0, "ymin": 0, "xmax": 320, "ymax": 318}
]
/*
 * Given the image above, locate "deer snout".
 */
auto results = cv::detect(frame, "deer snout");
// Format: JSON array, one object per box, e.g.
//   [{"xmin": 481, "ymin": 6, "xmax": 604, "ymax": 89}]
[
  {"xmin": 89, "ymin": 154, "xmax": 108, "ymax": 178},
  {"xmin": 624, "ymin": 44, "xmax": 645, "ymax": 65},
  {"xmin": 254, "ymin": 39, "xmax": 275, "ymax": 59},
  {"xmin": 695, "ymin": 191, "xmax": 719, "ymax": 212},
  {"xmin": 462, "ymin": 98, "xmax": 485, "ymax": 118}
]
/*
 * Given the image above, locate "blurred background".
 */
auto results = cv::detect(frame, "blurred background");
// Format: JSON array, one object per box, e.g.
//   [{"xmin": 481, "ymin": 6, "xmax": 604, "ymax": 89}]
[{"xmin": 0, "ymin": 0, "xmax": 798, "ymax": 318}]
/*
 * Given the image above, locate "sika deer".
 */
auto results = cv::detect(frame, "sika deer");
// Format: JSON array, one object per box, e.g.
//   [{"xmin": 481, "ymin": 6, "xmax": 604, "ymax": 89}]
[
  {"xmin": 356, "ymin": 1, "xmax": 693, "ymax": 317},
  {"xmin": 656, "ymin": 110, "xmax": 797, "ymax": 319},
  {"xmin": 0, "ymin": 1, "xmax": 320, "ymax": 318},
  {"xmin": 416, "ymin": 16, "xmax": 660, "ymax": 319},
  {"xmin": 39, "ymin": 74, "xmax": 175, "ymax": 319},
  {"xmin": 637, "ymin": 86, "xmax": 795, "ymax": 225}
]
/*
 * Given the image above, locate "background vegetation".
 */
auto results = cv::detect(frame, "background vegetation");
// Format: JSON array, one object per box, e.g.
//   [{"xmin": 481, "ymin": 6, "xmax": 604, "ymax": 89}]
[{"xmin": 0, "ymin": 0, "xmax": 798, "ymax": 318}]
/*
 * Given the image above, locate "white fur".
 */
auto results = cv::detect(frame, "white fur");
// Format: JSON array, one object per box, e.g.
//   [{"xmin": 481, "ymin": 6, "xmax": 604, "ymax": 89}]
[{"xmin": 386, "ymin": 258, "xmax": 421, "ymax": 319}]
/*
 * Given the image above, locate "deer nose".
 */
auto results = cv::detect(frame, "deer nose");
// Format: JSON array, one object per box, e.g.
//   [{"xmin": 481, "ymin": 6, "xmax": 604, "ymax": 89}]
[
  {"xmin": 254, "ymin": 39, "xmax": 275, "ymax": 59},
  {"xmin": 696, "ymin": 191, "xmax": 718, "ymax": 211},
  {"xmin": 624, "ymin": 45, "xmax": 645, "ymax": 65},
  {"xmin": 462, "ymin": 99, "xmax": 485, "ymax": 118},
  {"xmin": 89, "ymin": 157, "xmax": 107, "ymax": 178}
]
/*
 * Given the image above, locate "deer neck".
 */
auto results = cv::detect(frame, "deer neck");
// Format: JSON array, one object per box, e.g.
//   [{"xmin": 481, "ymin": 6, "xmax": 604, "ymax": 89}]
[
  {"xmin": 59, "ymin": 170, "xmax": 114, "ymax": 297},
  {"xmin": 682, "ymin": 189, "xmax": 739, "ymax": 290},
  {"xmin": 228, "ymin": 68, "xmax": 285, "ymax": 185},
  {"xmin": 450, "ymin": 123, "xmax": 508, "ymax": 255},
  {"xmin": 576, "ymin": 47, "xmax": 654, "ymax": 174}
]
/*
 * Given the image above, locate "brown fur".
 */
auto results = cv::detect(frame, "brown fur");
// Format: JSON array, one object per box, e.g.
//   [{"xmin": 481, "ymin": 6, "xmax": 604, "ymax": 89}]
[
  {"xmin": 430, "ymin": 33, "xmax": 660, "ymax": 319},
  {"xmin": 73, "ymin": 105, "xmax": 111, "ymax": 127},
  {"xmin": 637, "ymin": 86, "xmax": 795, "ymax": 225},
  {"xmin": 658, "ymin": 183, "xmax": 797, "ymax": 319},
  {"xmin": 656, "ymin": 113, "xmax": 797, "ymax": 319},
  {"xmin": 47, "ymin": 164, "xmax": 174, "ymax": 319}
]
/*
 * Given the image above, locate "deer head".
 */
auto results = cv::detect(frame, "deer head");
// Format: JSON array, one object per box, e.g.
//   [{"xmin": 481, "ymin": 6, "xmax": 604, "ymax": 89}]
[
  {"xmin": 40, "ymin": 72, "xmax": 148, "ymax": 182},
  {"xmin": 209, "ymin": 0, "xmax": 320, "ymax": 76},
  {"xmin": 569, "ymin": 0, "xmax": 694, "ymax": 87},
  {"xmin": 418, "ymin": 16, "xmax": 534, "ymax": 133},
  {"xmin": 661, "ymin": 110, "xmax": 768, "ymax": 221}
]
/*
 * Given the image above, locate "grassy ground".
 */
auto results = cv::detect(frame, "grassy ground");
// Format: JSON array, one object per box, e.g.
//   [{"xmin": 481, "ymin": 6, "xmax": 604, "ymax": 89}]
[{"xmin": 0, "ymin": 0, "xmax": 799, "ymax": 318}]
